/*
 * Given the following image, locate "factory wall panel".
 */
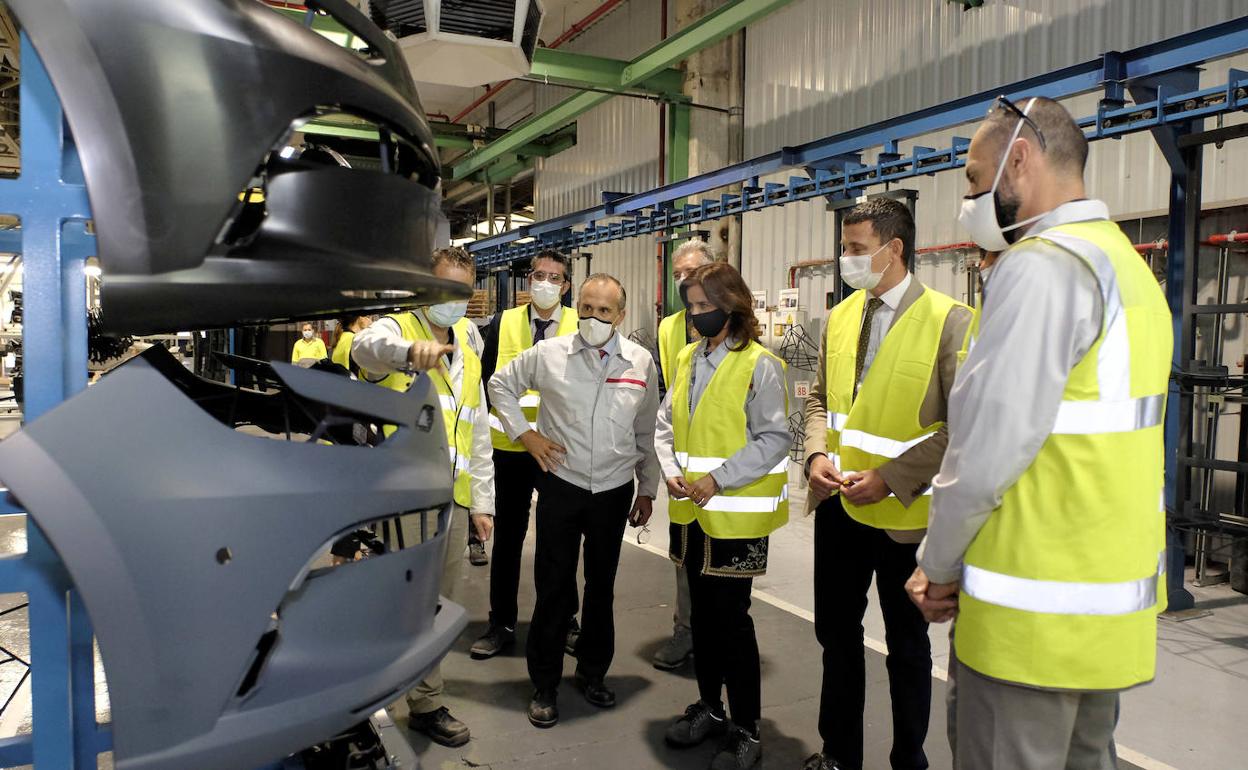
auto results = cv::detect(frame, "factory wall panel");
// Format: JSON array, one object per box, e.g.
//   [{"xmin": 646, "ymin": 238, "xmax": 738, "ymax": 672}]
[
  {"xmin": 741, "ymin": 0, "xmax": 1248, "ymax": 313},
  {"xmin": 532, "ymin": 0, "xmax": 664, "ymax": 336}
]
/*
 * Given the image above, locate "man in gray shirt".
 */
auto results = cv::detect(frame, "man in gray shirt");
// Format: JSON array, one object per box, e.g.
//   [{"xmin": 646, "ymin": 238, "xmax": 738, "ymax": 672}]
[
  {"xmin": 489, "ymin": 273, "xmax": 660, "ymax": 730},
  {"xmin": 909, "ymin": 97, "xmax": 1170, "ymax": 769}
]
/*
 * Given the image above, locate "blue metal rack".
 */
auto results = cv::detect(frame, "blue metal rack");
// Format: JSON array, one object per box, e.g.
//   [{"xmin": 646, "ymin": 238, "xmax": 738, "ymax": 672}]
[
  {"xmin": 0, "ymin": 36, "xmax": 110, "ymax": 768},
  {"xmin": 468, "ymin": 16, "xmax": 1248, "ymax": 266}
]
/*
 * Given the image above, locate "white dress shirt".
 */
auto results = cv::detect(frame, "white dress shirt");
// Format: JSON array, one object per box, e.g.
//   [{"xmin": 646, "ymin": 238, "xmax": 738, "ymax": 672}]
[
  {"xmin": 859, "ymin": 271, "xmax": 912, "ymax": 387},
  {"xmin": 351, "ymin": 309, "xmax": 495, "ymax": 516},
  {"xmin": 488, "ymin": 330, "xmax": 661, "ymax": 497},
  {"xmin": 918, "ymin": 199, "xmax": 1109, "ymax": 583}
]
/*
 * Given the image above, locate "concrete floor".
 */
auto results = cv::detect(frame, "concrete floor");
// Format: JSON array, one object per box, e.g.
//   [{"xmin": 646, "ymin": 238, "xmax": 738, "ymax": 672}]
[{"xmin": 0, "ymin": 474, "xmax": 1242, "ymax": 768}]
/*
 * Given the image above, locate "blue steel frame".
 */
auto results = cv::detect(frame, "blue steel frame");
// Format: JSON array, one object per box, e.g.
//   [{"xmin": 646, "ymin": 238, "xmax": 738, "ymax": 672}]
[
  {"xmin": 470, "ymin": 16, "xmax": 1248, "ymax": 612},
  {"xmin": 0, "ymin": 37, "xmax": 111, "ymax": 767},
  {"xmin": 470, "ymin": 16, "xmax": 1248, "ymax": 266}
]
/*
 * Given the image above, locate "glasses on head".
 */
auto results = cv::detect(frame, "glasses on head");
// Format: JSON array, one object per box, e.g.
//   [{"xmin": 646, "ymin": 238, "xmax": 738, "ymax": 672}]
[
  {"xmin": 531, "ymin": 271, "xmax": 566, "ymax": 284},
  {"xmin": 992, "ymin": 95, "xmax": 1047, "ymax": 152},
  {"xmin": 635, "ymin": 524, "xmax": 651, "ymax": 546}
]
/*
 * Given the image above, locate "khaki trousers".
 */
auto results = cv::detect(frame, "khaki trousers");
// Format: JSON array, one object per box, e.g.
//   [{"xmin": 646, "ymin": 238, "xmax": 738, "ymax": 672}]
[{"xmin": 405, "ymin": 504, "xmax": 471, "ymax": 715}]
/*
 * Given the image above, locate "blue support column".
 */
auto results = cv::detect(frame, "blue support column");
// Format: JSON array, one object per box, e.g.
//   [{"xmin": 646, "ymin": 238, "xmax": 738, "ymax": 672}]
[{"xmin": 0, "ymin": 34, "xmax": 101, "ymax": 768}]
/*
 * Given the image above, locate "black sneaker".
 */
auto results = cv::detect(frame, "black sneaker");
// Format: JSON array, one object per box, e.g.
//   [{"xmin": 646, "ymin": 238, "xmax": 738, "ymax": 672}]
[
  {"xmin": 572, "ymin": 670, "xmax": 616, "ymax": 708},
  {"xmin": 564, "ymin": 617, "xmax": 580, "ymax": 656},
  {"xmin": 408, "ymin": 706, "xmax": 470, "ymax": 747},
  {"xmin": 664, "ymin": 701, "xmax": 728, "ymax": 748},
  {"xmin": 801, "ymin": 754, "xmax": 844, "ymax": 770},
  {"xmin": 528, "ymin": 689, "xmax": 559, "ymax": 728},
  {"xmin": 470, "ymin": 625, "xmax": 515, "ymax": 659},
  {"xmin": 468, "ymin": 541, "xmax": 488, "ymax": 566},
  {"xmin": 710, "ymin": 726, "xmax": 761, "ymax": 770}
]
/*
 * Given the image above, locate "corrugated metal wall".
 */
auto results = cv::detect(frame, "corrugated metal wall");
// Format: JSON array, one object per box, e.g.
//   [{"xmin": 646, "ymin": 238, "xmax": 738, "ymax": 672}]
[
  {"xmin": 532, "ymin": 0, "xmax": 664, "ymax": 337},
  {"xmin": 741, "ymin": 0, "xmax": 1248, "ymax": 316}
]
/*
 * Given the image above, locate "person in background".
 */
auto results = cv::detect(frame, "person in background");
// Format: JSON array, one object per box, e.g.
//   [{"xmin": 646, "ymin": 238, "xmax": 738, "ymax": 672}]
[
  {"xmin": 291, "ymin": 321, "xmax": 327, "ymax": 364},
  {"xmin": 657, "ymin": 262, "xmax": 790, "ymax": 770},
  {"xmin": 331, "ymin": 314, "xmax": 372, "ymax": 374},
  {"xmin": 908, "ymin": 96, "xmax": 1169, "ymax": 769},
  {"xmin": 471, "ymin": 250, "xmax": 581, "ymax": 660},
  {"xmin": 801, "ymin": 197, "xmax": 973, "ymax": 770},
  {"xmin": 352, "ymin": 246, "xmax": 495, "ymax": 748},
  {"xmin": 489, "ymin": 273, "xmax": 659, "ymax": 729},
  {"xmin": 652, "ymin": 237, "xmax": 715, "ymax": 672}
]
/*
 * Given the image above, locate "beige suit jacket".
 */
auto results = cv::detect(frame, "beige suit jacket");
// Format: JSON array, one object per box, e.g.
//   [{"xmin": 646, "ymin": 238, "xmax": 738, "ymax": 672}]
[{"xmin": 802, "ymin": 278, "xmax": 974, "ymax": 542}]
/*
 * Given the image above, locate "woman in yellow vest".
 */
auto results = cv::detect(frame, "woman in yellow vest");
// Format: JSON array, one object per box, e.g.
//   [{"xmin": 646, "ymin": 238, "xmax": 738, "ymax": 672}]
[
  {"xmin": 330, "ymin": 314, "xmax": 372, "ymax": 374},
  {"xmin": 655, "ymin": 262, "xmax": 790, "ymax": 770},
  {"xmin": 290, "ymin": 322, "xmax": 327, "ymax": 364}
]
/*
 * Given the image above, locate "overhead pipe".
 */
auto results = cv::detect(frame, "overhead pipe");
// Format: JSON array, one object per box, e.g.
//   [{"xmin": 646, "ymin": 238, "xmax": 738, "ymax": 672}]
[{"xmin": 450, "ymin": 0, "xmax": 630, "ymax": 123}]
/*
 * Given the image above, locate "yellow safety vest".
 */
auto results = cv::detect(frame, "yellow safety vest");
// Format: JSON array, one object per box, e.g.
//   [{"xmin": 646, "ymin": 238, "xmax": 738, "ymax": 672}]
[
  {"xmin": 824, "ymin": 286, "xmax": 970, "ymax": 530},
  {"xmin": 365, "ymin": 312, "xmax": 481, "ymax": 509},
  {"xmin": 955, "ymin": 219, "xmax": 1171, "ymax": 691},
  {"xmin": 331, "ymin": 331, "xmax": 354, "ymax": 370},
  {"xmin": 670, "ymin": 340, "xmax": 789, "ymax": 539},
  {"xmin": 658, "ymin": 310, "xmax": 688, "ymax": 388},
  {"xmin": 488, "ymin": 304, "xmax": 578, "ymax": 452},
  {"xmin": 291, "ymin": 337, "xmax": 327, "ymax": 363}
]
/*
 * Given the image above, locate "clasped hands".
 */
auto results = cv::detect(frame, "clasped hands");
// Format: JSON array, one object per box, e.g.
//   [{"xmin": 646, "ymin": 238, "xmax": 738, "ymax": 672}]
[{"xmin": 807, "ymin": 454, "xmax": 890, "ymax": 506}]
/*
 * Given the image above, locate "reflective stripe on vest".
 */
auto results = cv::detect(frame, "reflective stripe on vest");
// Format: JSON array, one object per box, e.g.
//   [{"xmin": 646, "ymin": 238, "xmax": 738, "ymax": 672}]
[
  {"xmin": 364, "ymin": 311, "xmax": 481, "ymax": 508},
  {"xmin": 824, "ymin": 285, "xmax": 968, "ymax": 530},
  {"xmin": 658, "ymin": 310, "xmax": 688, "ymax": 388},
  {"xmin": 955, "ymin": 219, "xmax": 1171, "ymax": 692},
  {"xmin": 963, "ymin": 553, "xmax": 1164, "ymax": 617},
  {"xmin": 489, "ymin": 305, "xmax": 578, "ymax": 451},
  {"xmin": 669, "ymin": 340, "xmax": 789, "ymax": 539}
]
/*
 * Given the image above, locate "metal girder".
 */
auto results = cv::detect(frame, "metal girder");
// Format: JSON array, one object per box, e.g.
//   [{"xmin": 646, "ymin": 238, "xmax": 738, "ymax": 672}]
[
  {"xmin": 621, "ymin": 0, "xmax": 795, "ymax": 86},
  {"xmin": 468, "ymin": 14, "xmax": 1248, "ymax": 264},
  {"xmin": 530, "ymin": 48, "xmax": 684, "ymax": 96},
  {"xmin": 451, "ymin": 0, "xmax": 799, "ymax": 181}
]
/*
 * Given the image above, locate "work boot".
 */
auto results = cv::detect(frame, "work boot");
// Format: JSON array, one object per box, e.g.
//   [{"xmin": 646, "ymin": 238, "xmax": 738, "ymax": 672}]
[
  {"xmin": 470, "ymin": 625, "xmax": 515, "ymax": 659},
  {"xmin": 407, "ymin": 706, "xmax": 470, "ymax": 747},
  {"xmin": 564, "ymin": 617, "xmax": 580, "ymax": 656},
  {"xmin": 573, "ymin": 670, "xmax": 616, "ymax": 708},
  {"xmin": 664, "ymin": 701, "xmax": 728, "ymax": 748},
  {"xmin": 801, "ymin": 754, "xmax": 845, "ymax": 770},
  {"xmin": 528, "ymin": 688, "xmax": 559, "ymax": 728},
  {"xmin": 652, "ymin": 625, "xmax": 693, "ymax": 670},
  {"xmin": 710, "ymin": 725, "xmax": 761, "ymax": 770},
  {"xmin": 468, "ymin": 540, "xmax": 488, "ymax": 566}
]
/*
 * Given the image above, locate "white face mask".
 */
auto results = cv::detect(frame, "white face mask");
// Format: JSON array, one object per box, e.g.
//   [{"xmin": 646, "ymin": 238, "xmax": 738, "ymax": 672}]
[
  {"xmin": 426, "ymin": 300, "xmax": 468, "ymax": 328},
  {"xmin": 958, "ymin": 97, "xmax": 1050, "ymax": 251},
  {"xmin": 530, "ymin": 280, "xmax": 563, "ymax": 310},
  {"xmin": 578, "ymin": 316, "xmax": 615, "ymax": 348},
  {"xmin": 839, "ymin": 242, "xmax": 891, "ymax": 291},
  {"xmin": 302, "ymin": 329, "xmax": 314, "ymax": 340}
]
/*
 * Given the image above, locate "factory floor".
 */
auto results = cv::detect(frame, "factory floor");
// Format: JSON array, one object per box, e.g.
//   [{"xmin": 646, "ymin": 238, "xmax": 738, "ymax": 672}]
[
  {"xmin": 407, "ymin": 478, "xmax": 1247, "ymax": 770},
  {"xmin": 0, "ymin": 476, "xmax": 1243, "ymax": 768}
]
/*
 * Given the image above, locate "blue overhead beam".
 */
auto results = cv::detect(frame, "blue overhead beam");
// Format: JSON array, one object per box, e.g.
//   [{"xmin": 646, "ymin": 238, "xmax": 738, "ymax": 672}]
[{"xmin": 470, "ymin": 15, "xmax": 1248, "ymax": 265}]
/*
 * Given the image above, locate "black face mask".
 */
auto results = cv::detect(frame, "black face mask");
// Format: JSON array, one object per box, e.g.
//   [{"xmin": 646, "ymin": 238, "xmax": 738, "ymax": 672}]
[{"xmin": 690, "ymin": 308, "xmax": 729, "ymax": 338}]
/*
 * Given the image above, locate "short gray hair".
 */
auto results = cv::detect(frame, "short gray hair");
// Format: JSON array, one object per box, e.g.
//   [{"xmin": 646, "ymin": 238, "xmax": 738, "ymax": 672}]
[{"xmin": 672, "ymin": 238, "xmax": 714, "ymax": 266}]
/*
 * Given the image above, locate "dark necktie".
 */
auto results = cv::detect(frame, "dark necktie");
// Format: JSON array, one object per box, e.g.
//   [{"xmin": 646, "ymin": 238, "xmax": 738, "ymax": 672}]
[
  {"xmin": 854, "ymin": 297, "xmax": 884, "ymax": 399},
  {"xmin": 534, "ymin": 319, "xmax": 554, "ymax": 342}
]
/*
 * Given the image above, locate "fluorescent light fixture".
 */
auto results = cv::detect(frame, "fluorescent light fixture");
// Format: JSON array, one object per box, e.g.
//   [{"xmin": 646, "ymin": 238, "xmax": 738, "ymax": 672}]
[{"xmin": 279, "ymin": 146, "xmax": 297, "ymax": 159}]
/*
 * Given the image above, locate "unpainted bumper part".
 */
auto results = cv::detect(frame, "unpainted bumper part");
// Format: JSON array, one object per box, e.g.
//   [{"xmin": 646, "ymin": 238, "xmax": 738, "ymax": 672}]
[
  {"xmin": 8, "ymin": 0, "xmax": 465, "ymax": 334},
  {"xmin": 0, "ymin": 351, "xmax": 466, "ymax": 769}
]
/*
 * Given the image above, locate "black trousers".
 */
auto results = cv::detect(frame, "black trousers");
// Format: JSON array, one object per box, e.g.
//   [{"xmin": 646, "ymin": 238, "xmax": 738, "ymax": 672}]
[
  {"xmin": 685, "ymin": 520, "xmax": 762, "ymax": 728},
  {"xmin": 526, "ymin": 473, "xmax": 633, "ymax": 691},
  {"xmin": 815, "ymin": 496, "xmax": 931, "ymax": 770},
  {"xmin": 488, "ymin": 451, "xmax": 580, "ymax": 629}
]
